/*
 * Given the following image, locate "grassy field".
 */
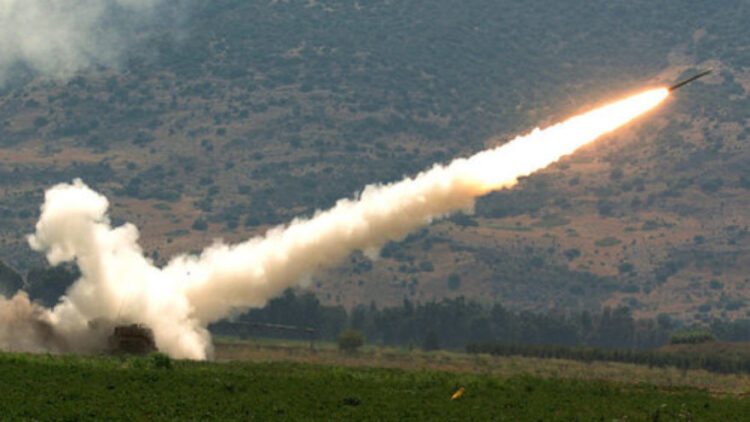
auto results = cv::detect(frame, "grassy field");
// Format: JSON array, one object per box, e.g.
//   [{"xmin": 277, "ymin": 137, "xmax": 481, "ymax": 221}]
[
  {"xmin": 214, "ymin": 338, "xmax": 750, "ymax": 395},
  {"xmin": 1, "ymin": 350, "xmax": 750, "ymax": 421},
  {"xmin": 3, "ymin": 338, "xmax": 749, "ymax": 421}
]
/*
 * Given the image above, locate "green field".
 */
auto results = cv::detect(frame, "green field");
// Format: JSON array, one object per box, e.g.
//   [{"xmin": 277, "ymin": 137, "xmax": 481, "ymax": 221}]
[{"xmin": 1, "ymin": 351, "xmax": 748, "ymax": 421}]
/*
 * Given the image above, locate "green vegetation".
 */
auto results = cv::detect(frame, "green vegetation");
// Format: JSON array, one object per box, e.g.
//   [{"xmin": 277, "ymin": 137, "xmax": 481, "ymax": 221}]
[
  {"xmin": 337, "ymin": 329, "xmax": 365, "ymax": 353},
  {"xmin": 532, "ymin": 214, "xmax": 570, "ymax": 228},
  {"xmin": 485, "ymin": 222, "xmax": 533, "ymax": 232},
  {"xmin": 670, "ymin": 330, "xmax": 717, "ymax": 345},
  {"xmin": 0, "ymin": 352, "xmax": 748, "ymax": 421},
  {"xmin": 467, "ymin": 341, "xmax": 750, "ymax": 375},
  {"xmin": 211, "ymin": 289, "xmax": 750, "ymax": 351},
  {"xmin": 595, "ymin": 236, "xmax": 622, "ymax": 247},
  {"xmin": 446, "ymin": 273, "xmax": 461, "ymax": 291}
]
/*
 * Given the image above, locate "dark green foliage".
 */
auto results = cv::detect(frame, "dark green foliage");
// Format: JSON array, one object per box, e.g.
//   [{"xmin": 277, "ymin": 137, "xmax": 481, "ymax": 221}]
[
  {"xmin": 448, "ymin": 213, "xmax": 478, "ymax": 227},
  {"xmin": 338, "ymin": 329, "xmax": 365, "ymax": 353},
  {"xmin": 563, "ymin": 248, "xmax": 581, "ymax": 261},
  {"xmin": 618, "ymin": 262, "xmax": 635, "ymax": 275},
  {"xmin": 532, "ymin": 214, "xmax": 570, "ymax": 228},
  {"xmin": 422, "ymin": 330, "xmax": 440, "ymax": 351},
  {"xmin": 192, "ymin": 218, "xmax": 208, "ymax": 231},
  {"xmin": 213, "ymin": 291, "xmax": 676, "ymax": 350},
  {"xmin": 25, "ymin": 264, "xmax": 81, "ymax": 307},
  {"xmin": 148, "ymin": 352, "xmax": 173, "ymax": 370},
  {"xmin": 642, "ymin": 220, "xmax": 660, "ymax": 231},
  {"xmin": 32, "ymin": 116, "xmax": 49, "ymax": 128},
  {"xmin": 609, "ymin": 168, "xmax": 624, "ymax": 181},
  {"xmin": 596, "ymin": 199, "xmax": 615, "ymax": 217},
  {"xmin": 0, "ymin": 354, "xmax": 748, "ymax": 421},
  {"xmin": 226, "ymin": 289, "xmax": 750, "ymax": 351},
  {"xmin": 466, "ymin": 341, "xmax": 750, "ymax": 375},
  {"xmin": 711, "ymin": 320, "xmax": 750, "ymax": 342},
  {"xmin": 446, "ymin": 273, "xmax": 461, "ymax": 290},
  {"xmin": 116, "ymin": 165, "xmax": 182, "ymax": 202},
  {"xmin": 0, "ymin": 261, "xmax": 23, "ymax": 297},
  {"xmin": 595, "ymin": 237, "xmax": 621, "ymax": 247},
  {"xmin": 133, "ymin": 131, "xmax": 155, "ymax": 146},
  {"xmin": 699, "ymin": 177, "xmax": 724, "ymax": 194},
  {"xmin": 669, "ymin": 331, "xmax": 716, "ymax": 345},
  {"xmin": 211, "ymin": 289, "xmax": 346, "ymax": 341},
  {"xmin": 654, "ymin": 259, "xmax": 685, "ymax": 283},
  {"xmin": 709, "ymin": 280, "xmax": 723, "ymax": 290},
  {"xmin": 418, "ymin": 260, "xmax": 434, "ymax": 272}
]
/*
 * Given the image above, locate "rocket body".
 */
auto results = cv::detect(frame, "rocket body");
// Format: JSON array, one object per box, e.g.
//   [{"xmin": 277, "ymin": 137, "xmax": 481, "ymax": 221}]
[{"xmin": 668, "ymin": 70, "xmax": 711, "ymax": 92}]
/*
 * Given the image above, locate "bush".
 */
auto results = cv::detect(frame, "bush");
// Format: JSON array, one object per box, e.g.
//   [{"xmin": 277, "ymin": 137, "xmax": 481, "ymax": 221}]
[
  {"xmin": 338, "ymin": 329, "xmax": 365, "ymax": 353},
  {"xmin": 149, "ymin": 352, "xmax": 172, "ymax": 370},
  {"xmin": 192, "ymin": 218, "xmax": 208, "ymax": 231},
  {"xmin": 447, "ymin": 273, "xmax": 461, "ymax": 290},
  {"xmin": 563, "ymin": 248, "xmax": 581, "ymax": 261},
  {"xmin": 595, "ymin": 237, "xmax": 621, "ymax": 247},
  {"xmin": 669, "ymin": 330, "xmax": 715, "ymax": 345},
  {"xmin": 33, "ymin": 116, "xmax": 49, "ymax": 128}
]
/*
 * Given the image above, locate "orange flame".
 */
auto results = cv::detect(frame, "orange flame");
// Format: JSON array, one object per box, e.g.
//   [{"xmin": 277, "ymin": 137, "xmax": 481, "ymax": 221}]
[{"xmin": 456, "ymin": 88, "xmax": 669, "ymax": 193}]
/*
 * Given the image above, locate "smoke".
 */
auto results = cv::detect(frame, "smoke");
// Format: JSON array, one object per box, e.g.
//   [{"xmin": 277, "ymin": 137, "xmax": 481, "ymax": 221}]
[
  {"xmin": 0, "ymin": 292, "xmax": 62, "ymax": 353},
  {"xmin": 0, "ymin": 0, "xmax": 188, "ymax": 84},
  {"xmin": 1, "ymin": 88, "xmax": 668, "ymax": 359}
]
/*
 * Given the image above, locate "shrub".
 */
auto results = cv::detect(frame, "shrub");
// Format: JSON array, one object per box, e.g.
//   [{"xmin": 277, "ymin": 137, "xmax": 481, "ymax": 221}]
[
  {"xmin": 447, "ymin": 273, "xmax": 461, "ymax": 290},
  {"xmin": 617, "ymin": 262, "xmax": 634, "ymax": 274},
  {"xmin": 338, "ymin": 330, "xmax": 365, "ymax": 353},
  {"xmin": 595, "ymin": 237, "xmax": 621, "ymax": 247},
  {"xmin": 641, "ymin": 220, "xmax": 659, "ymax": 231},
  {"xmin": 563, "ymin": 248, "xmax": 581, "ymax": 261},
  {"xmin": 419, "ymin": 260, "xmax": 434, "ymax": 272},
  {"xmin": 33, "ymin": 116, "xmax": 49, "ymax": 128},
  {"xmin": 669, "ymin": 330, "xmax": 715, "ymax": 345},
  {"xmin": 192, "ymin": 218, "xmax": 208, "ymax": 231},
  {"xmin": 149, "ymin": 352, "xmax": 172, "ymax": 369}
]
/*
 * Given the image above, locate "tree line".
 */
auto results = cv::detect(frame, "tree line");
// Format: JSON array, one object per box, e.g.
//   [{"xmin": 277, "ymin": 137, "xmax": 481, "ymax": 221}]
[
  {"xmin": 210, "ymin": 289, "xmax": 750, "ymax": 352},
  {"xmin": 466, "ymin": 342, "xmax": 750, "ymax": 375}
]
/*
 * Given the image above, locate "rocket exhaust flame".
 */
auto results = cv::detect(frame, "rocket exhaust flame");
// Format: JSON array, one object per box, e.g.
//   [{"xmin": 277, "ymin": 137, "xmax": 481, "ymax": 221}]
[{"xmin": 1, "ymin": 88, "xmax": 669, "ymax": 359}]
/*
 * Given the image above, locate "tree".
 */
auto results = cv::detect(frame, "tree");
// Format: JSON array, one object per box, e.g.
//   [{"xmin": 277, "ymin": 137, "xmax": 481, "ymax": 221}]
[
  {"xmin": 338, "ymin": 329, "xmax": 365, "ymax": 353},
  {"xmin": 192, "ymin": 218, "xmax": 208, "ymax": 231},
  {"xmin": 0, "ymin": 261, "xmax": 23, "ymax": 297},
  {"xmin": 25, "ymin": 264, "xmax": 81, "ymax": 307},
  {"xmin": 447, "ymin": 273, "xmax": 461, "ymax": 290},
  {"xmin": 422, "ymin": 330, "xmax": 440, "ymax": 351}
]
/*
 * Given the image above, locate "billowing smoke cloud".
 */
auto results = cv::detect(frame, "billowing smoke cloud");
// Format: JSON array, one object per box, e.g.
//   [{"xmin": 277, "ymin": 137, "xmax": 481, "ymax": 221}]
[
  {"xmin": 0, "ymin": 292, "xmax": 60, "ymax": 353},
  {"xmin": 0, "ymin": 0, "xmax": 187, "ymax": 83},
  {"xmin": 1, "ymin": 89, "xmax": 668, "ymax": 359}
]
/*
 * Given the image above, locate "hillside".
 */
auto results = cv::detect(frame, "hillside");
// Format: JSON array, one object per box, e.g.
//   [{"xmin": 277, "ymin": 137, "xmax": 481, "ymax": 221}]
[{"xmin": 0, "ymin": 0, "xmax": 748, "ymax": 322}]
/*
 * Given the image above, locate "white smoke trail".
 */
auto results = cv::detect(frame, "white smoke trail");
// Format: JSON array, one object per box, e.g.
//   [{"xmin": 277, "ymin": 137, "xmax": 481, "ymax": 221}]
[
  {"xmin": 6, "ymin": 88, "xmax": 668, "ymax": 359},
  {"xmin": 0, "ymin": 0, "xmax": 186, "ymax": 83}
]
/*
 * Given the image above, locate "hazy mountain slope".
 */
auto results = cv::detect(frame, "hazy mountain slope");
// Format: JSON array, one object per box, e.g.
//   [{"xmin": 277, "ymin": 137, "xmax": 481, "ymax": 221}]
[{"xmin": 0, "ymin": 0, "xmax": 747, "ymax": 321}]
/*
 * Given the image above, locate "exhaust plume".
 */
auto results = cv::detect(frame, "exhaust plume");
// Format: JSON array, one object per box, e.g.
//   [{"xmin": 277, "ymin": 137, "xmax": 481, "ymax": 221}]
[
  {"xmin": 0, "ymin": 0, "xmax": 188, "ymax": 84},
  {"xmin": 3, "ymin": 88, "xmax": 668, "ymax": 359}
]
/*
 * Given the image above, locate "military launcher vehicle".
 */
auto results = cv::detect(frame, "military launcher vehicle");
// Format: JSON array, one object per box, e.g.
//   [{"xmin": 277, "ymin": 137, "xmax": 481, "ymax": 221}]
[{"xmin": 108, "ymin": 324, "xmax": 157, "ymax": 355}]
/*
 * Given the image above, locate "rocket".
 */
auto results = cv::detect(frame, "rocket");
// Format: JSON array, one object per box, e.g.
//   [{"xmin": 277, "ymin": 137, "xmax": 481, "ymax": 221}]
[{"xmin": 668, "ymin": 69, "xmax": 711, "ymax": 92}]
